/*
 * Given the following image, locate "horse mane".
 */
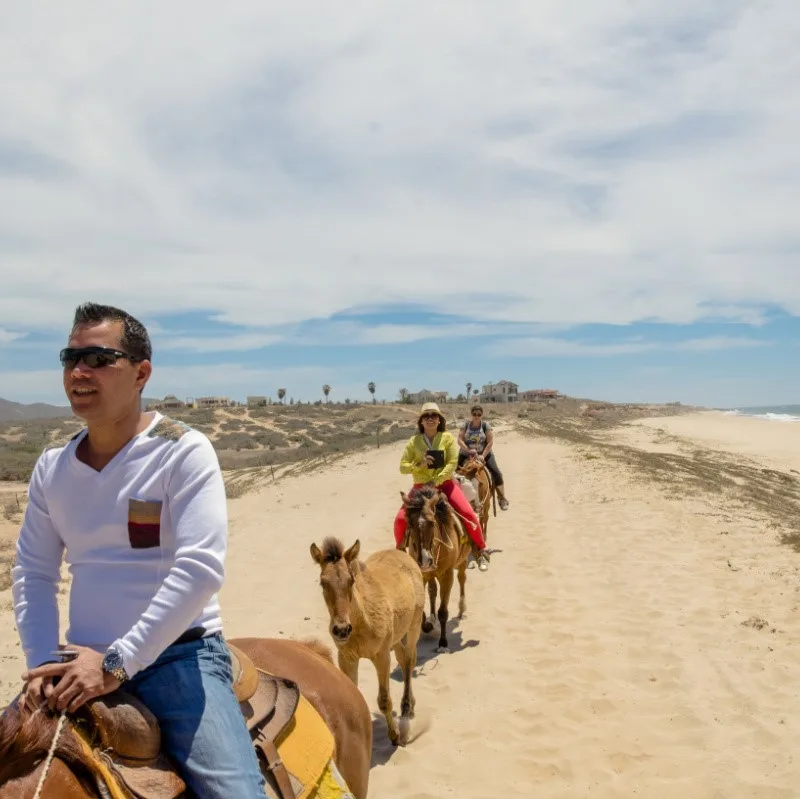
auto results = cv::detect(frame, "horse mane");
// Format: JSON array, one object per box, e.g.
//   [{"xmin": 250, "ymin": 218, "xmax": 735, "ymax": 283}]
[
  {"xmin": 296, "ymin": 637, "xmax": 335, "ymax": 664},
  {"xmin": 406, "ymin": 486, "xmax": 453, "ymax": 528},
  {"xmin": 319, "ymin": 536, "xmax": 366, "ymax": 571},
  {"xmin": 0, "ymin": 699, "xmax": 92, "ymax": 784},
  {"xmin": 320, "ymin": 536, "xmax": 345, "ymax": 563}
]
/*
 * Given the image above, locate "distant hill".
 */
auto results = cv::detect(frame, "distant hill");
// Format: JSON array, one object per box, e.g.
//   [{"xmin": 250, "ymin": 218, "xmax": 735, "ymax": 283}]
[
  {"xmin": 0, "ymin": 397, "xmax": 74, "ymax": 421},
  {"xmin": 0, "ymin": 397, "xmax": 161, "ymax": 422}
]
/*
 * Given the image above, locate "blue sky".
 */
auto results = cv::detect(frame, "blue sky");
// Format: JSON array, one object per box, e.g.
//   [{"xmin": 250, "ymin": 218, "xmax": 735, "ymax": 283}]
[{"xmin": 1, "ymin": 2, "xmax": 798, "ymax": 408}]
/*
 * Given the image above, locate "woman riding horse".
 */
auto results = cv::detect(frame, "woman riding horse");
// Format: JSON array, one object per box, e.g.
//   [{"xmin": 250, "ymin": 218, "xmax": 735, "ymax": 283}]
[
  {"xmin": 394, "ymin": 402, "xmax": 490, "ymax": 572},
  {"xmin": 457, "ymin": 404, "xmax": 510, "ymax": 510}
]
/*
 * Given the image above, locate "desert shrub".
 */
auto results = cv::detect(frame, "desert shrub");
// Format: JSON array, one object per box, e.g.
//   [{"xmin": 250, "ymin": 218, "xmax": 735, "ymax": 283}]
[
  {"xmin": 220, "ymin": 419, "xmax": 244, "ymax": 431},
  {"xmin": 282, "ymin": 418, "xmax": 312, "ymax": 431},
  {"xmin": 214, "ymin": 432, "xmax": 258, "ymax": 450},
  {"xmin": 251, "ymin": 430, "xmax": 289, "ymax": 448}
]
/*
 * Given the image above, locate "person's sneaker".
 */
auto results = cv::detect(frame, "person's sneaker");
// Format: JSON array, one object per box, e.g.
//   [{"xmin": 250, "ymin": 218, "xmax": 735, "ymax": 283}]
[
  {"xmin": 499, "ymin": 497, "xmax": 509, "ymax": 511},
  {"xmin": 477, "ymin": 552, "xmax": 490, "ymax": 571}
]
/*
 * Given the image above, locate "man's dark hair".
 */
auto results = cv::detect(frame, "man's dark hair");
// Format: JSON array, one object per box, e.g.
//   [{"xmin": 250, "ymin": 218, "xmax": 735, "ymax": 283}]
[{"xmin": 71, "ymin": 302, "xmax": 152, "ymax": 362}]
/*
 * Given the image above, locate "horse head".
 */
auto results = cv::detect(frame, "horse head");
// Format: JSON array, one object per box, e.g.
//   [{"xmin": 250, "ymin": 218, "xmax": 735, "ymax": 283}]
[
  {"xmin": 310, "ymin": 537, "xmax": 362, "ymax": 645},
  {"xmin": 458, "ymin": 458, "xmax": 482, "ymax": 479},
  {"xmin": 0, "ymin": 697, "xmax": 99, "ymax": 798},
  {"xmin": 401, "ymin": 486, "xmax": 451, "ymax": 569}
]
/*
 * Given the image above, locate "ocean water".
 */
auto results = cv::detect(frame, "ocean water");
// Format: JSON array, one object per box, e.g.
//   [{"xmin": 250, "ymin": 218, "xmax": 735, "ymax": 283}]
[{"xmin": 722, "ymin": 405, "xmax": 800, "ymax": 423}]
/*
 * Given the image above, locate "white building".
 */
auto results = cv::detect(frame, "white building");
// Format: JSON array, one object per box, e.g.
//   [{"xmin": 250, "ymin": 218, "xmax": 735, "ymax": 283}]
[{"xmin": 479, "ymin": 380, "xmax": 519, "ymax": 403}]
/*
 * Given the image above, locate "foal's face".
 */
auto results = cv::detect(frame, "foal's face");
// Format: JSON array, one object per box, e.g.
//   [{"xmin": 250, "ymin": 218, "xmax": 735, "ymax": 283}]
[
  {"xmin": 310, "ymin": 539, "xmax": 361, "ymax": 646},
  {"xmin": 318, "ymin": 559, "xmax": 355, "ymax": 644}
]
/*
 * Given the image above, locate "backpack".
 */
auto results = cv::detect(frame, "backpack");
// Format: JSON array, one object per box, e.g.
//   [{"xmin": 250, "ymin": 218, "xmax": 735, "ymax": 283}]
[{"xmin": 463, "ymin": 420, "xmax": 488, "ymax": 435}]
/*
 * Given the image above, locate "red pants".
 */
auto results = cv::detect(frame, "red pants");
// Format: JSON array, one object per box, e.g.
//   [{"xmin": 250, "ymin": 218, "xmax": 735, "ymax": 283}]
[{"xmin": 394, "ymin": 479, "xmax": 486, "ymax": 551}]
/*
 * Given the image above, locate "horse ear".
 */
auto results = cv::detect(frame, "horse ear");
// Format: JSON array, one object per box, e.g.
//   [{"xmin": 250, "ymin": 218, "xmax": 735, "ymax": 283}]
[
  {"xmin": 310, "ymin": 543, "xmax": 323, "ymax": 564},
  {"xmin": 400, "ymin": 491, "xmax": 410, "ymax": 505},
  {"xmin": 344, "ymin": 540, "xmax": 361, "ymax": 563}
]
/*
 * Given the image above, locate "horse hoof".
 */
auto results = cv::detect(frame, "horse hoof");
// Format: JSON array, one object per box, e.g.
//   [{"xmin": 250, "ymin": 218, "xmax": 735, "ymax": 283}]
[
  {"xmin": 421, "ymin": 620, "xmax": 434, "ymax": 634},
  {"xmin": 437, "ymin": 646, "xmax": 451, "ymax": 654},
  {"xmin": 398, "ymin": 716, "xmax": 411, "ymax": 745}
]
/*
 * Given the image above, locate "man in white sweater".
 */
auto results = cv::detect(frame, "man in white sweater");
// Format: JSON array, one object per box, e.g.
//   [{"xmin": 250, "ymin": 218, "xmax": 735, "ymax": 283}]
[{"xmin": 12, "ymin": 302, "xmax": 266, "ymax": 797}]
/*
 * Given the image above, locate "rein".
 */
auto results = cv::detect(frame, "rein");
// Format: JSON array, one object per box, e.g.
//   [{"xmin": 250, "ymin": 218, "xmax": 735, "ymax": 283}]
[{"xmin": 32, "ymin": 709, "xmax": 68, "ymax": 799}]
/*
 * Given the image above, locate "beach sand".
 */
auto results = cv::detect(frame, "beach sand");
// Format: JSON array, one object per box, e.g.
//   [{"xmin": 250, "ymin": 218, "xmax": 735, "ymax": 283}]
[{"xmin": 2, "ymin": 411, "xmax": 800, "ymax": 796}]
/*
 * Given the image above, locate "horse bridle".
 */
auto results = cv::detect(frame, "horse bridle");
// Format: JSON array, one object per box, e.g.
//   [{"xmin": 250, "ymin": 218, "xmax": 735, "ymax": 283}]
[{"xmin": 411, "ymin": 503, "xmax": 454, "ymax": 571}]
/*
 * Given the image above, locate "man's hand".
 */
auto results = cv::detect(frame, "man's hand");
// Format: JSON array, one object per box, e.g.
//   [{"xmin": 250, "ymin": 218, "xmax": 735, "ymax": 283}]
[
  {"xmin": 22, "ymin": 673, "xmax": 56, "ymax": 713},
  {"xmin": 21, "ymin": 645, "xmax": 121, "ymax": 714}
]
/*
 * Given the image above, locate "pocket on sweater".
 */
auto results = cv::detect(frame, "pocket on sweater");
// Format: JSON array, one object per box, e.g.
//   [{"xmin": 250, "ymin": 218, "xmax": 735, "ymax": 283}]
[{"xmin": 128, "ymin": 498, "xmax": 162, "ymax": 549}]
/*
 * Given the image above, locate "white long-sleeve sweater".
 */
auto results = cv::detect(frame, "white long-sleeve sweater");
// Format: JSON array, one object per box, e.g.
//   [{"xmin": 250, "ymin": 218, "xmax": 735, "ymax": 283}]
[{"xmin": 11, "ymin": 412, "xmax": 227, "ymax": 678}]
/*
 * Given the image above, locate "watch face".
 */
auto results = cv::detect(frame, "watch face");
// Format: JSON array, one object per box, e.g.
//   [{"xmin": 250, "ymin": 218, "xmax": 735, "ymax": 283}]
[{"xmin": 104, "ymin": 649, "xmax": 123, "ymax": 671}]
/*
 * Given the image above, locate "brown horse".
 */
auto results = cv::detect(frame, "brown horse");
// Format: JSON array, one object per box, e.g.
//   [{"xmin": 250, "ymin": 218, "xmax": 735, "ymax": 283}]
[
  {"xmin": 457, "ymin": 458, "xmax": 496, "ymax": 544},
  {"xmin": 0, "ymin": 636, "xmax": 372, "ymax": 799},
  {"xmin": 310, "ymin": 537, "xmax": 425, "ymax": 747},
  {"xmin": 400, "ymin": 485, "xmax": 471, "ymax": 653}
]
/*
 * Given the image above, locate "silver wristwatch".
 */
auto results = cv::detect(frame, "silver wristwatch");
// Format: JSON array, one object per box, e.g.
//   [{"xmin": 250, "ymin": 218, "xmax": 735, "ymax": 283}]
[{"xmin": 102, "ymin": 646, "xmax": 129, "ymax": 683}]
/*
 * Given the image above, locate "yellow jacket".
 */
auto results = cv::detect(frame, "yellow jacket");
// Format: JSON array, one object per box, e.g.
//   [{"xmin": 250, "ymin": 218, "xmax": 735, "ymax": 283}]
[{"xmin": 399, "ymin": 431, "xmax": 458, "ymax": 486}]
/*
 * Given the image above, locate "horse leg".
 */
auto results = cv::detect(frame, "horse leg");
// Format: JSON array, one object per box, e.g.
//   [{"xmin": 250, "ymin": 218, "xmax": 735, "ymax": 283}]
[
  {"xmin": 457, "ymin": 559, "xmax": 468, "ymax": 619},
  {"xmin": 373, "ymin": 647, "xmax": 401, "ymax": 746},
  {"xmin": 338, "ymin": 650, "xmax": 359, "ymax": 688},
  {"xmin": 394, "ymin": 609, "xmax": 422, "ymax": 743},
  {"xmin": 437, "ymin": 569, "xmax": 455, "ymax": 653},
  {"xmin": 422, "ymin": 577, "xmax": 437, "ymax": 633}
]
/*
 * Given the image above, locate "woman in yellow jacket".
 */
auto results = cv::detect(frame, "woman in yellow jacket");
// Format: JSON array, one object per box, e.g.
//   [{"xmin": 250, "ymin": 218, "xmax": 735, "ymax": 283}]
[{"xmin": 394, "ymin": 402, "xmax": 489, "ymax": 571}]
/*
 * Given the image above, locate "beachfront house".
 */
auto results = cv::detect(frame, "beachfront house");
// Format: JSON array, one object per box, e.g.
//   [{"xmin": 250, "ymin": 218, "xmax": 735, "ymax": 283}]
[
  {"xmin": 246, "ymin": 395, "xmax": 271, "ymax": 407},
  {"xmin": 147, "ymin": 394, "xmax": 186, "ymax": 411},
  {"xmin": 479, "ymin": 380, "xmax": 519, "ymax": 403},
  {"xmin": 410, "ymin": 389, "xmax": 449, "ymax": 404},
  {"xmin": 196, "ymin": 395, "xmax": 232, "ymax": 408},
  {"xmin": 520, "ymin": 388, "xmax": 560, "ymax": 402}
]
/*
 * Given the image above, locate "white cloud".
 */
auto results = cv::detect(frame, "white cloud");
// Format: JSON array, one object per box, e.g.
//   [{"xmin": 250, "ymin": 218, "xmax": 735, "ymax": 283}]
[
  {"xmin": 671, "ymin": 336, "xmax": 769, "ymax": 352},
  {"xmin": 0, "ymin": 328, "xmax": 25, "ymax": 345},
  {"xmin": 484, "ymin": 335, "xmax": 770, "ymax": 358},
  {"xmin": 156, "ymin": 333, "xmax": 284, "ymax": 353},
  {"xmin": 0, "ymin": 1, "xmax": 798, "ymax": 337}
]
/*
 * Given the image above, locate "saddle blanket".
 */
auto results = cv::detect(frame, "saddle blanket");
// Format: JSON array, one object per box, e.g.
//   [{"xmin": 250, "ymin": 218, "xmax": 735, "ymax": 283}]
[{"xmin": 265, "ymin": 689, "xmax": 355, "ymax": 799}]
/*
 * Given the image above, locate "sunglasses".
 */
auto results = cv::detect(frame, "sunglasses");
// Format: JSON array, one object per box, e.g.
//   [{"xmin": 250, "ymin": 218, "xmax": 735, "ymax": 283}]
[
  {"xmin": 421, "ymin": 413, "xmax": 440, "ymax": 421},
  {"xmin": 59, "ymin": 346, "xmax": 139, "ymax": 370},
  {"xmin": 472, "ymin": 412, "xmax": 483, "ymax": 417}
]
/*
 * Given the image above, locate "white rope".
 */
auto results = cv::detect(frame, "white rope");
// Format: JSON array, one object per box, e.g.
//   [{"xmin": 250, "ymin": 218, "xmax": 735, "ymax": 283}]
[{"xmin": 33, "ymin": 709, "xmax": 68, "ymax": 799}]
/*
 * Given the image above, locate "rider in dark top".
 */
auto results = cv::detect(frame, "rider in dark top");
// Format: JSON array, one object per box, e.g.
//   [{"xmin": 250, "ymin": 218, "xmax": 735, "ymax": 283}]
[{"xmin": 457, "ymin": 405, "xmax": 509, "ymax": 510}]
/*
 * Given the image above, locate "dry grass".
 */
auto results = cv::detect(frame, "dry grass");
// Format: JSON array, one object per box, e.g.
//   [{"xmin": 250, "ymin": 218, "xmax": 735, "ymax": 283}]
[
  {"xmin": 0, "ymin": 540, "xmax": 13, "ymax": 592},
  {"xmin": 516, "ymin": 416, "xmax": 800, "ymax": 550}
]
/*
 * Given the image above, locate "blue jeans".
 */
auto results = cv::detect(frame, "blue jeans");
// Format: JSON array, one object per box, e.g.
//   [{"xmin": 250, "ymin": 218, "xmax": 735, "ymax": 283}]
[{"xmin": 125, "ymin": 633, "xmax": 266, "ymax": 798}]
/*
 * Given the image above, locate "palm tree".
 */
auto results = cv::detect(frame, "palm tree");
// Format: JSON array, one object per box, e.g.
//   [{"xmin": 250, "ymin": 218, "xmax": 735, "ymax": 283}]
[
  {"xmin": 322, "ymin": 384, "xmax": 331, "ymax": 403},
  {"xmin": 367, "ymin": 381, "xmax": 376, "ymax": 404},
  {"xmin": 277, "ymin": 388, "xmax": 286, "ymax": 404},
  {"xmin": 466, "ymin": 382, "xmax": 472, "ymax": 403}
]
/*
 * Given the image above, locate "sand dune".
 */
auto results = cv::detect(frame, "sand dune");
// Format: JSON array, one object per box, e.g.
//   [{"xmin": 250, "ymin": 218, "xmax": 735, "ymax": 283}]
[{"xmin": 2, "ymin": 412, "xmax": 800, "ymax": 796}]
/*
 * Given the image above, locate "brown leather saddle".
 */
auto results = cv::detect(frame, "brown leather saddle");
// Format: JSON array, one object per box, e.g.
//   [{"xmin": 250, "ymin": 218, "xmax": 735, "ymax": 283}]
[{"xmin": 80, "ymin": 643, "xmax": 301, "ymax": 799}]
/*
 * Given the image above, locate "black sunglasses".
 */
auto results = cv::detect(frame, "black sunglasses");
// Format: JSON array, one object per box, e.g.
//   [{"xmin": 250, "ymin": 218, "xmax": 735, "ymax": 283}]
[{"xmin": 59, "ymin": 346, "xmax": 139, "ymax": 370}]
